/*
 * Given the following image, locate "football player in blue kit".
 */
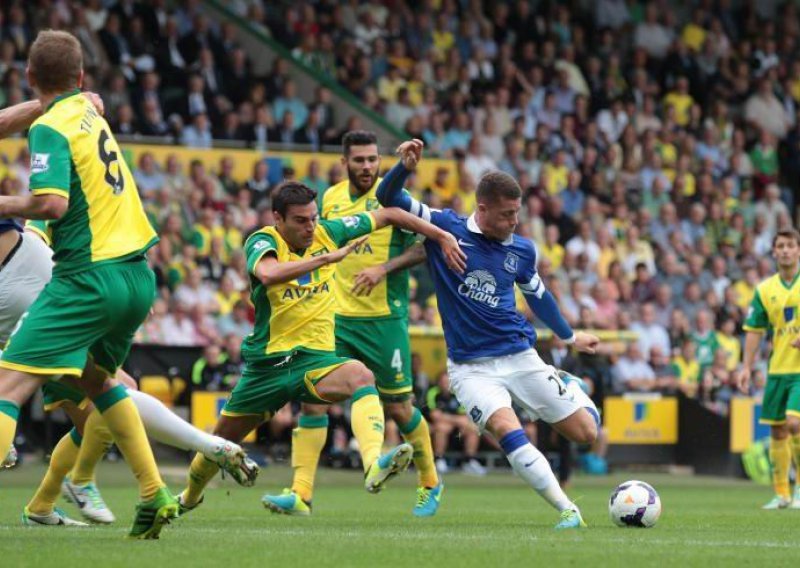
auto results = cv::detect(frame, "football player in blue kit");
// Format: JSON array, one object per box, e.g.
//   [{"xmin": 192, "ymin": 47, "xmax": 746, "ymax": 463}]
[{"xmin": 377, "ymin": 139, "xmax": 601, "ymax": 529}]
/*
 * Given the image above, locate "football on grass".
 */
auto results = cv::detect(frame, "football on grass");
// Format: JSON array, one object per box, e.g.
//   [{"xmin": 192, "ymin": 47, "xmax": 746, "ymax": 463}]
[{"xmin": 609, "ymin": 480, "xmax": 662, "ymax": 528}]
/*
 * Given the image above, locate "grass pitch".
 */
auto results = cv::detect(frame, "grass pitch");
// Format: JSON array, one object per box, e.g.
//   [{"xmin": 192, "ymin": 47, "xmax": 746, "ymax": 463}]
[{"xmin": 0, "ymin": 461, "xmax": 795, "ymax": 567}]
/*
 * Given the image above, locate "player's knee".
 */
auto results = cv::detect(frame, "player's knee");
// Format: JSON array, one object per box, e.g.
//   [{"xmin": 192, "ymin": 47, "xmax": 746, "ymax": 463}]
[
  {"xmin": 349, "ymin": 363, "xmax": 375, "ymax": 391},
  {"xmin": 772, "ymin": 424, "xmax": 789, "ymax": 440},
  {"xmin": 576, "ymin": 419, "xmax": 598, "ymax": 445},
  {"xmin": 386, "ymin": 400, "xmax": 414, "ymax": 425}
]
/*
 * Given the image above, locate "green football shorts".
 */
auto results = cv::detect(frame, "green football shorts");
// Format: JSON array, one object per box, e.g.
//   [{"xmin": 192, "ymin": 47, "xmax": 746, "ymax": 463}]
[
  {"xmin": 335, "ymin": 316, "xmax": 412, "ymax": 402},
  {"xmin": 760, "ymin": 375, "xmax": 800, "ymax": 424},
  {"xmin": 42, "ymin": 380, "xmax": 88, "ymax": 411},
  {"xmin": 0, "ymin": 259, "xmax": 155, "ymax": 377},
  {"xmin": 221, "ymin": 350, "xmax": 353, "ymax": 417}
]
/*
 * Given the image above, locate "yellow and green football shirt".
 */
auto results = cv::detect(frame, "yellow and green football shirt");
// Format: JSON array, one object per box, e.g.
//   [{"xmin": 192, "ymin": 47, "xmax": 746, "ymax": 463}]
[
  {"xmin": 28, "ymin": 89, "xmax": 157, "ymax": 276},
  {"xmin": 242, "ymin": 213, "xmax": 376, "ymax": 359},
  {"xmin": 743, "ymin": 270, "xmax": 800, "ymax": 376},
  {"xmin": 319, "ymin": 178, "xmax": 416, "ymax": 320}
]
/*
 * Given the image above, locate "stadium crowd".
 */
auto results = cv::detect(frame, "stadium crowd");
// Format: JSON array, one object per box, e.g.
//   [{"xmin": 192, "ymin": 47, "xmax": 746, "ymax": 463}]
[{"xmin": 1, "ymin": 0, "xmax": 797, "ymax": 433}]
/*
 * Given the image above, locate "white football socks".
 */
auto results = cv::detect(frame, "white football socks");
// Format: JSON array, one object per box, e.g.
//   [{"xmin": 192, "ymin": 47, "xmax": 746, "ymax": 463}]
[
  {"xmin": 128, "ymin": 389, "xmax": 225, "ymax": 457},
  {"xmin": 506, "ymin": 442, "xmax": 574, "ymax": 512}
]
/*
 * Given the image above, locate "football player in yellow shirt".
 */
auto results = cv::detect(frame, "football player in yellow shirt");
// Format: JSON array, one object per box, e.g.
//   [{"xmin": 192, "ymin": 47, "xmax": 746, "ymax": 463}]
[
  {"xmin": 178, "ymin": 181, "xmax": 465, "ymax": 516},
  {"xmin": 264, "ymin": 131, "xmax": 446, "ymax": 517},
  {"xmin": 0, "ymin": 30, "xmax": 174, "ymax": 538},
  {"xmin": 738, "ymin": 229, "xmax": 800, "ymax": 509}
]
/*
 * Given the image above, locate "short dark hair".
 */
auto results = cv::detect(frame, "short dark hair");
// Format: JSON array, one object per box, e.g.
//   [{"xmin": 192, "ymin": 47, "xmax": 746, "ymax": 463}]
[
  {"xmin": 342, "ymin": 130, "xmax": 378, "ymax": 156},
  {"xmin": 476, "ymin": 171, "xmax": 522, "ymax": 204},
  {"xmin": 271, "ymin": 181, "xmax": 317, "ymax": 217},
  {"xmin": 772, "ymin": 228, "xmax": 800, "ymax": 248}
]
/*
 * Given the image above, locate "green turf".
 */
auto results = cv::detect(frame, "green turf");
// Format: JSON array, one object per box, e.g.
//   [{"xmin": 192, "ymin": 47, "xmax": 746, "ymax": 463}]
[{"xmin": 0, "ymin": 462, "xmax": 796, "ymax": 567}]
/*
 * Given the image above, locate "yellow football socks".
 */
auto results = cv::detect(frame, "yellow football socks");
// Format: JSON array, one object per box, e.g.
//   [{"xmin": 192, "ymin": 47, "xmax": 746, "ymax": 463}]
[
  {"xmin": 770, "ymin": 436, "xmax": 792, "ymax": 499},
  {"xmin": 0, "ymin": 401, "xmax": 19, "ymax": 466},
  {"xmin": 791, "ymin": 434, "xmax": 800, "ymax": 471},
  {"xmin": 350, "ymin": 386, "xmax": 384, "ymax": 472},
  {"xmin": 70, "ymin": 409, "xmax": 113, "ymax": 486},
  {"xmin": 399, "ymin": 408, "xmax": 439, "ymax": 488},
  {"xmin": 27, "ymin": 428, "xmax": 82, "ymax": 515},
  {"xmin": 93, "ymin": 385, "xmax": 163, "ymax": 500},
  {"xmin": 182, "ymin": 453, "xmax": 220, "ymax": 506},
  {"xmin": 290, "ymin": 415, "xmax": 329, "ymax": 503}
]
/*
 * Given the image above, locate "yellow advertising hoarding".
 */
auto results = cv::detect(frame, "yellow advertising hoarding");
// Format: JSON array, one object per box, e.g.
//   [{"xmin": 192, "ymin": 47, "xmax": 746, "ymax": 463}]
[
  {"xmin": 604, "ymin": 396, "xmax": 678, "ymax": 444},
  {"xmin": 191, "ymin": 391, "xmax": 255, "ymax": 442}
]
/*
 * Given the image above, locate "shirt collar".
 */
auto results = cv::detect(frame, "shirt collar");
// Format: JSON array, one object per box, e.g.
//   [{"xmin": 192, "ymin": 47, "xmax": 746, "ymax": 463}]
[
  {"xmin": 46, "ymin": 88, "xmax": 82, "ymax": 111},
  {"xmin": 467, "ymin": 213, "xmax": 514, "ymax": 246}
]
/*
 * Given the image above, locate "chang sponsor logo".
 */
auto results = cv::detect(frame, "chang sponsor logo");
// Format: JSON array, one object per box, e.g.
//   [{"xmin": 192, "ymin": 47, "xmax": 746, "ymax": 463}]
[{"xmin": 458, "ymin": 270, "xmax": 500, "ymax": 307}]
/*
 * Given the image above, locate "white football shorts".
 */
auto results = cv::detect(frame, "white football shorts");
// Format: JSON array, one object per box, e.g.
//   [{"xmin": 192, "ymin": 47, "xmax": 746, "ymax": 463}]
[
  {"xmin": 0, "ymin": 231, "xmax": 54, "ymax": 345},
  {"xmin": 447, "ymin": 348, "xmax": 582, "ymax": 432}
]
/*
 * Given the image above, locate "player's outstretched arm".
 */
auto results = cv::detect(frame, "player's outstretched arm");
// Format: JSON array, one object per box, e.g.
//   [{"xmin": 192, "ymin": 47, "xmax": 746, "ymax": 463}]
[
  {"xmin": 0, "ymin": 94, "xmax": 103, "ymax": 139},
  {"xmin": 352, "ymin": 243, "xmax": 427, "ymax": 296},
  {"xmin": 254, "ymin": 237, "xmax": 368, "ymax": 286},
  {"xmin": 0, "ymin": 193, "xmax": 67, "ymax": 220},
  {"xmin": 371, "ymin": 207, "xmax": 466, "ymax": 273},
  {"xmin": 375, "ymin": 139, "xmax": 424, "ymax": 211},
  {"xmin": 0, "ymin": 100, "xmax": 42, "ymax": 139},
  {"xmin": 518, "ymin": 275, "xmax": 598, "ymax": 354}
]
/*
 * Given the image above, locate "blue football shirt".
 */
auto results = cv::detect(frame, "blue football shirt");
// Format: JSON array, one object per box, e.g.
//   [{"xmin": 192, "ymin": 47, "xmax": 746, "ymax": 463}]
[{"xmin": 424, "ymin": 209, "xmax": 539, "ymax": 362}]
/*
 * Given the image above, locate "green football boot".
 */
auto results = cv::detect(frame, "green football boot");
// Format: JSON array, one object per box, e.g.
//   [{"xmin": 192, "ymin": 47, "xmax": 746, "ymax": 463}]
[{"xmin": 128, "ymin": 487, "xmax": 179, "ymax": 540}]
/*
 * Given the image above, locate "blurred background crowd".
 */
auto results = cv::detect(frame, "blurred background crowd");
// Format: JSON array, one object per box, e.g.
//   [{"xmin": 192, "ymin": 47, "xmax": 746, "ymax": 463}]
[{"xmin": 2, "ymin": 1, "xmax": 799, "ymax": 468}]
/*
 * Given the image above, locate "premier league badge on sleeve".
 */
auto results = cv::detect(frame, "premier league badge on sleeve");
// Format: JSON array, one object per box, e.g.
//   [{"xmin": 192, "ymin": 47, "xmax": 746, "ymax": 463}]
[{"xmin": 503, "ymin": 252, "xmax": 519, "ymax": 274}]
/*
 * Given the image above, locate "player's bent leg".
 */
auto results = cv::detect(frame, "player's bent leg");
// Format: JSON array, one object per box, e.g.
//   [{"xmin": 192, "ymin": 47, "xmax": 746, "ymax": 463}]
[
  {"xmin": 485, "ymin": 408, "xmax": 586, "ymax": 529},
  {"xmin": 126, "ymin": 389, "xmax": 257, "ymax": 487},
  {"xmin": 62, "ymin": 411, "xmax": 117, "ymax": 524},
  {"xmin": 0, "ymin": 370, "xmax": 47, "ymax": 474},
  {"xmin": 24, "ymin": 426, "xmax": 88, "ymax": 527},
  {"xmin": 315, "ymin": 361, "xmax": 413, "ymax": 493},
  {"xmin": 551, "ymin": 408, "xmax": 598, "ymax": 446},
  {"xmin": 81, "ymin": 367, "xmax": 178, "ymax": 539},
  {"xmin": 265, "ymin": 403, "xmax": 328, "ymax": 516},
  {"xmin": 386, "ymin": 400, "xmax": 442, "ymax": 517},
  {"xmin": 181, "ymin": 413, "xmax": 264, "ymax": 513}
]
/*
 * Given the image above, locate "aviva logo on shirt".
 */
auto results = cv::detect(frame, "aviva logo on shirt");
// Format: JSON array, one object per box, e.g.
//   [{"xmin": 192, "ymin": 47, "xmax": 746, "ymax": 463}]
[{"xmin": 281, "ymin": 281, "xmax": 330, "ymax": 300}]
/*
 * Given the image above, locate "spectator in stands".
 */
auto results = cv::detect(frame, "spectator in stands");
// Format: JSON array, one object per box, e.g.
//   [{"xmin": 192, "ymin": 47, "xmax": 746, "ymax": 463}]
[
  {"xmin": 160, "ymin": 300, "xmax": 199, "ymax": 346},
  {"xmin": 631, "ymin": 301, "xmax": 671, "ymax": 357},
  {"xmin": 134, "ymin": 152, "xmax": 165, "ymax": 199},
  {"xmin": 691, "ymin": 309, "xmax": 720, "ymax": 371},
  {"xmin": 175, "ymin": 267, "xmax": 217, "ymax": 313},
  {"xmin": 245, "ymin": 160, "xmax": 271, "ymax": 208},
  {"xmin": 427, "ymin": 371, "xmax": 486, "ymax": 476},
  {"xmin": 181, "ymin": 112, "xmax": 213, "ymax": 148},
  {"xmin": 217, "ymin": 300, "xmax": 253, "ymax": 341},
  {"xmin": 612, "ymin": 342, "xmax": 656, "ymax": 394},
  {"xmin": 191, "ymin": 343, "xmax": 235, "ymax": 392}
]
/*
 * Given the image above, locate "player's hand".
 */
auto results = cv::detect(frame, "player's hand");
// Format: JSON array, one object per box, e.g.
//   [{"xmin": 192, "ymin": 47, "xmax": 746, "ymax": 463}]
[
  {"xmin": 792, "ymin": 337, "xmax": 800, "ymax": 349},
  {"xmin": 436, "ymin": 232, "xmax": 467, "ymax": 274},
  {"xmin": 326, "ymin": 236, "xmax": 368, "ymax": 264},
  {"xmin": 83, "ymin": 91, "xmax": 105, "ymax": 116},
  {"xmin": 572, "ymin": 331, "xmax": 600, "ymax": 354},
  {"xmin": 735, "ymin": 367, "xmax": 751, "ymax": 394},
  {"xmin": 395, "ymin": 139, "xmax": 424, "ymax": 170},
  {"xmin": 352, "ymin": 265, "xmax": 387, "ymax": 296}
]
